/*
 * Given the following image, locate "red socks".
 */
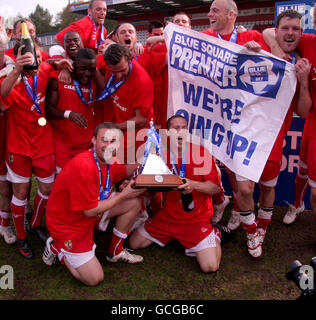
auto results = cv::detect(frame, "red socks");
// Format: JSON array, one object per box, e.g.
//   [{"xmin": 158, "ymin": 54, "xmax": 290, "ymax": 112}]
[
  {"xmin": 11, "ymin": 196, "xmax": 27, "ymax": 240},
  {"xmin": 294, "ymin": 172, "xmax": 309, "ymax": 209},
  {"xmin": 31, "ymin": 190, "xmax": 48, "ymax": 229},
  {"xmin": 108, "ymin": 228, "xmax": 128, "ymax": 257}
]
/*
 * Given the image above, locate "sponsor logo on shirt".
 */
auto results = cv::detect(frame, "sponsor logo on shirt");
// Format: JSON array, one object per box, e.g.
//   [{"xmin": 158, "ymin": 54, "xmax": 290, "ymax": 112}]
[
  {"xmin": 112, "ymin": 94, "xmax": 126, "ymax": 112},
  {"xmin": 30, "ymin": 93, "xmax": 46, "ymax": 112},
  {"xmin": 7, "ymin": 154, "xmax": 14, "ymax": 164},
  {"xmin": 64, "ymin": 85, "xmax": 91, "ymax": 93},
  {"xmin": 64, "ymin": 240, "xmax": 73, "ymax": 250},
  {"xmin": 312, "ymin": 67, "xmax": 316, "ymax": 81}
]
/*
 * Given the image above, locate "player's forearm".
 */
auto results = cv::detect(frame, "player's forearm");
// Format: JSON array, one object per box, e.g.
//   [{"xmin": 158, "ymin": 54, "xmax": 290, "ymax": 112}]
[
  {"xmin": 262, "ymin": 28, "xmax": 277, "ymax": 50},
  {"xmin": 83, "ymin": 192, "xmax": 126, "ymax": 217},
  {"xmin": 296, "ymin": 82, "xmax": 312, "ymax": 118},
  {"xmin": 0, "ymin": 67, "xmax": 20, "ymax": 98},
  {"xmin": 0, "ymin": 51, "xmax": 4, "ymax": 69},
  {"xmin": 189, "ymin": 180, "xmax": 220, "ymax": 196}
]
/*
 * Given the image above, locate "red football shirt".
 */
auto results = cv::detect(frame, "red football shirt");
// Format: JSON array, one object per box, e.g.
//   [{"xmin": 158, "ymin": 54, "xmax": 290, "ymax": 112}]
[
  {"xmin": 55, "ymin": 16, "xmax": 107, "ymax": 52},
  {"xmin": 298, "ymin": 33, "xmax": 316, "ymax": 139},
  {"xmin": 158, "ymin": 143, "xmax": 221, "ymax": 224},
  {"xmin": 0, "ymin": 62, "xmax": 54, "ymax": 159},
  {"xmin": 50, "ymin": 79, "xmax": 97, "ymax": 148},
  {"xmin": 0, "ymin": 110, "xmax": 6, "ymax": 173},
  {"xmin": 5, "ymin": 47, "xmax": 50, "ymax": 62},
  {"xmin": 97, "ymin": 57, "xmax": 154, "ymax": 150},
  {"xmin": 201, "ymin": 28, "xmax": 270, "ymax": 51},
  {"xmin": 46, "ymin": 150, "xmax": 127, "ymax": 253}
]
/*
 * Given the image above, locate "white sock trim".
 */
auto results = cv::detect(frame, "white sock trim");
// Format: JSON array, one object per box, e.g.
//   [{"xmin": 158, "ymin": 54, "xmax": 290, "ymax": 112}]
[
  {"xmin": 11, "ymin": 195, "xmax": 27, "ymax": 207},
  {"xmin": 113, "ymin": 227, "xmax": 128, "ymax": 239},
  {"xmin": 37, "ymin": 189, "xmax": 49, "ymax": 200}
]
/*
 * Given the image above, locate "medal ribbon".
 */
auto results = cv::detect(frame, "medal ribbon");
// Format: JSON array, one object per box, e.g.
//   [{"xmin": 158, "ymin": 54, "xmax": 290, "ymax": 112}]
[
  {"xmin": 22, "ymin": 74, "xmax": 42, "ymax": 116},
  {"xmin": 93, "ymin": 148, "xmax": 111, "ymax": 200},
  {"xmin": 88, "ymin": 14, "xmax": 105, "ymax": 49},
  {"xmin": 217, "ymin": 27, "xmax": 238, "ymax": 43},
  {"xmin": 95, "ymin": 62, "xmax": 133, "ymax": 102},
  {"xmin": 74, "ymin": 80, "xmax": 93, "ymax": 106},
  {"xmin": 170, "ymin": 144, "xmax": 188, "ymax": 178}
]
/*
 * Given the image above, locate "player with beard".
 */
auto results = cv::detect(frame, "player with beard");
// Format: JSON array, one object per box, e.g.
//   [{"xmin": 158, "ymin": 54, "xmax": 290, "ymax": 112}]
[
  {"xmin": 204, "ymin": 2, "xmax": 311, "ymax": 258},
  {"xmin": 5, "ymin": 18, "xmax": 50, "ymax": 62},
  {"xmin": 262, "ymin": 5, "xmax": 316, "ymax": 226},
  {"xmin": 43, "ymin": 122, "xmax": 146, "ymax": 286}
]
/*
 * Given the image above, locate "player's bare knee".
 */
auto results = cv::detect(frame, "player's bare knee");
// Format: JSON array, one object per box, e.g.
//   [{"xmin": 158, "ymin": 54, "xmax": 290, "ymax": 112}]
[
  {"xmin": 127, "ymin": 197, "xmax": 142, "ymax": 214},
  {"xmin": 129, "ymin": 231, "xmax": 149, "ymax": 249},
  {"xmin": 200, "ymin": 261, "xmax": 220, "ymax": 273},
  {"xmin": 84, "ymin": 272, "xmax": 104, "ymax": 287}
]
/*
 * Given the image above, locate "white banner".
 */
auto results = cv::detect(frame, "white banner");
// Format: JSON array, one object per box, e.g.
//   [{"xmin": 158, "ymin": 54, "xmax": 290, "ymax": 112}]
[{"xmin": 164, "ymin": 23, "xmax": 297, "ymax": 183}]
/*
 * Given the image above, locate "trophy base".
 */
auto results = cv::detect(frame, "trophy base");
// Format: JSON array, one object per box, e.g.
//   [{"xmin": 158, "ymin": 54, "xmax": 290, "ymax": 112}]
[{"xmin": 134, "ymin": 174, "xmax": 183, "ymax": 191}]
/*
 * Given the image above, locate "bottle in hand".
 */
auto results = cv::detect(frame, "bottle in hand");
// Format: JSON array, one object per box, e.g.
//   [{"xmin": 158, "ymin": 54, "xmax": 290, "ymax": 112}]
[
  {"xmin": 20, "ymin": 20, "xmax": 38, "ymax": 70},
  {"xmin": 181, "ymin": 179, "xmax": 194, "ymax": 212}
]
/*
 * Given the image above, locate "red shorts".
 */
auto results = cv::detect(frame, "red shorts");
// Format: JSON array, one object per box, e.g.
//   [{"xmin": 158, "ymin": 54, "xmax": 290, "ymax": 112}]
[
  {"xmin": 0, "ymin": 113, "xmax": 6, "ymax": 176},
  {"xmin": 54, "ymin": 139, "xmax": 91, "ymax": 170},
  {"xmin": 299, "ymin": 132, "xmax": 308, "ymax": 168},
  {"xmin": 259, "ymin": 160, "xmax": 282, "ymax": 187},
  {"xmin": 304, "ymin": 137, "xmax": 316, "ymax": 187},
  {"xmin": 0, "ymin": 152, "xmax": 6, "ymax": 177},
  {"xmin": 6, "ymin": 153, "xmax": 55, "ymax": 183},
  {"xmin": 142, "ymin": 213, "xmax": 214, "ymax": 250}
]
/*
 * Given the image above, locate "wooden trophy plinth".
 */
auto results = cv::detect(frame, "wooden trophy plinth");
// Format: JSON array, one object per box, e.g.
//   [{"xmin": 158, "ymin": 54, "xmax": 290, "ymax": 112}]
[{"xmin": 134, "ymin": 174, "xmax": 183, "ymax": 191}]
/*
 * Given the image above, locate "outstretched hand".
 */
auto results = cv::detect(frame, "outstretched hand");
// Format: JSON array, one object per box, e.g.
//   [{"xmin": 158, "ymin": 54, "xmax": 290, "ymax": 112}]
[{"xmin": 0, "ymin": 17, "xmax": 10, "ymax": 51}]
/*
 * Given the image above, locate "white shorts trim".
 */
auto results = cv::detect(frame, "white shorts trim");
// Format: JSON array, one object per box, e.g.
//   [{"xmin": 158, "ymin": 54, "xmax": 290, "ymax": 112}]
[
  {"xmin": 185, "ymin": 229, "xmax": 217, "ymax": 257},
  {"xmin": 36, "ymin": 173, "xmax": 55, "ymax": 184},
  {"xmin": 98, "ymin": 192, "xmax": 116, "ymax": 232},
  {"xmin": 61, "ymin": 243, "xmax": 96, "ymax": 269},
  {"xmin": 137, "ymin": 223, "xmax": 166, "ymax": 247},
  {"xmin": 235, "ymin": 173, "xmax": 249, "ymax": 182},
  {"xmin": 55, "ymin": 166, "xmax": 62, "ymax": 175},
  {"xmin": 6, "ymin": 163, "xmax": 30, "ymax": 183},
  {"xmin": 308, "ymin": 178, "xmax": 316, "ymax": 189},
  {"xmin": 259, "ymin": 175, "xmax": 279, "ymax": 188},
  {"xmin": 0, "ymin": 174, "xmax": 7, "ymax": 181},
  {"xmin": 298, "ymin": 160, "xmax": 307, "ymax": 169}
]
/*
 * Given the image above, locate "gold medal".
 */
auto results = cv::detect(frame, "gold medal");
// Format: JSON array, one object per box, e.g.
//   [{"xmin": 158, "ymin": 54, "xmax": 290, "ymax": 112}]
[{"xmin": 38, "ymin": 117, "xmax": 47, "ymax": 126}]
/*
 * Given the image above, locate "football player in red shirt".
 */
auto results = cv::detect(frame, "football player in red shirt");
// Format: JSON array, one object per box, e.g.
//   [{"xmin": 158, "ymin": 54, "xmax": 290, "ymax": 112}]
[
  {"xmin": 0, "ymin": 17, "xmax": 16, "ymax": 245},
  {"xmin": 46, "ymin": 48, "xmax": 98, "ymax": 173},
  {"xmin": 129, "ymin": 115, "xmax": 222, "ymax": 273},
  {"xmin": 55, "ymin": 0, "xmax": 107, "ymax": 54},
  {"xmin": 262, "ymin": 6, "xmax": 316, "ymax": 225},
  {"xmin": 43, "ymin": 122, "xmax": 146, "ymax": 286},
  {"xmin": 0, "ymin": 43, "xmax": 70, "ymax": 258}
]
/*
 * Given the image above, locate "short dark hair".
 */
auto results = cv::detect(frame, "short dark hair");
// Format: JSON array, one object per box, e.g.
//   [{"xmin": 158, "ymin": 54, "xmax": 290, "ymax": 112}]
[
  {"xmin": 74, "ymin": 48, "xmax": 96, "ymax": 64},
  {"xmin": 94, "ymin": 122, "xmax": 119, "ymax": 137},
  {"xmin": 173, "ymin": 12, "xmax": 191, "ymax": 25},
  {"xmin": 64, "ymin": 30, "xmax": 82, "ymax": 43},
  {"xmin": 276, "ymin": 9, "xmax": 302, "ymax": 28},
  {"xmin": 166, "ymin": 115, "xmax": 187, "ymax": 130},
  {"xmin": 89, "ymin": 0, "xmax": 106, "ymax": 9},
  {"xmin": 148, "ymin": 20, "xmax": 163, "ymax": 33},
  {"xmin": 104, "ymin": 43, "xmax": 133, "ymax": 66},
  {"xmin": 112, "ymin": 22, "xmax": 136, "ymax": 36}
]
